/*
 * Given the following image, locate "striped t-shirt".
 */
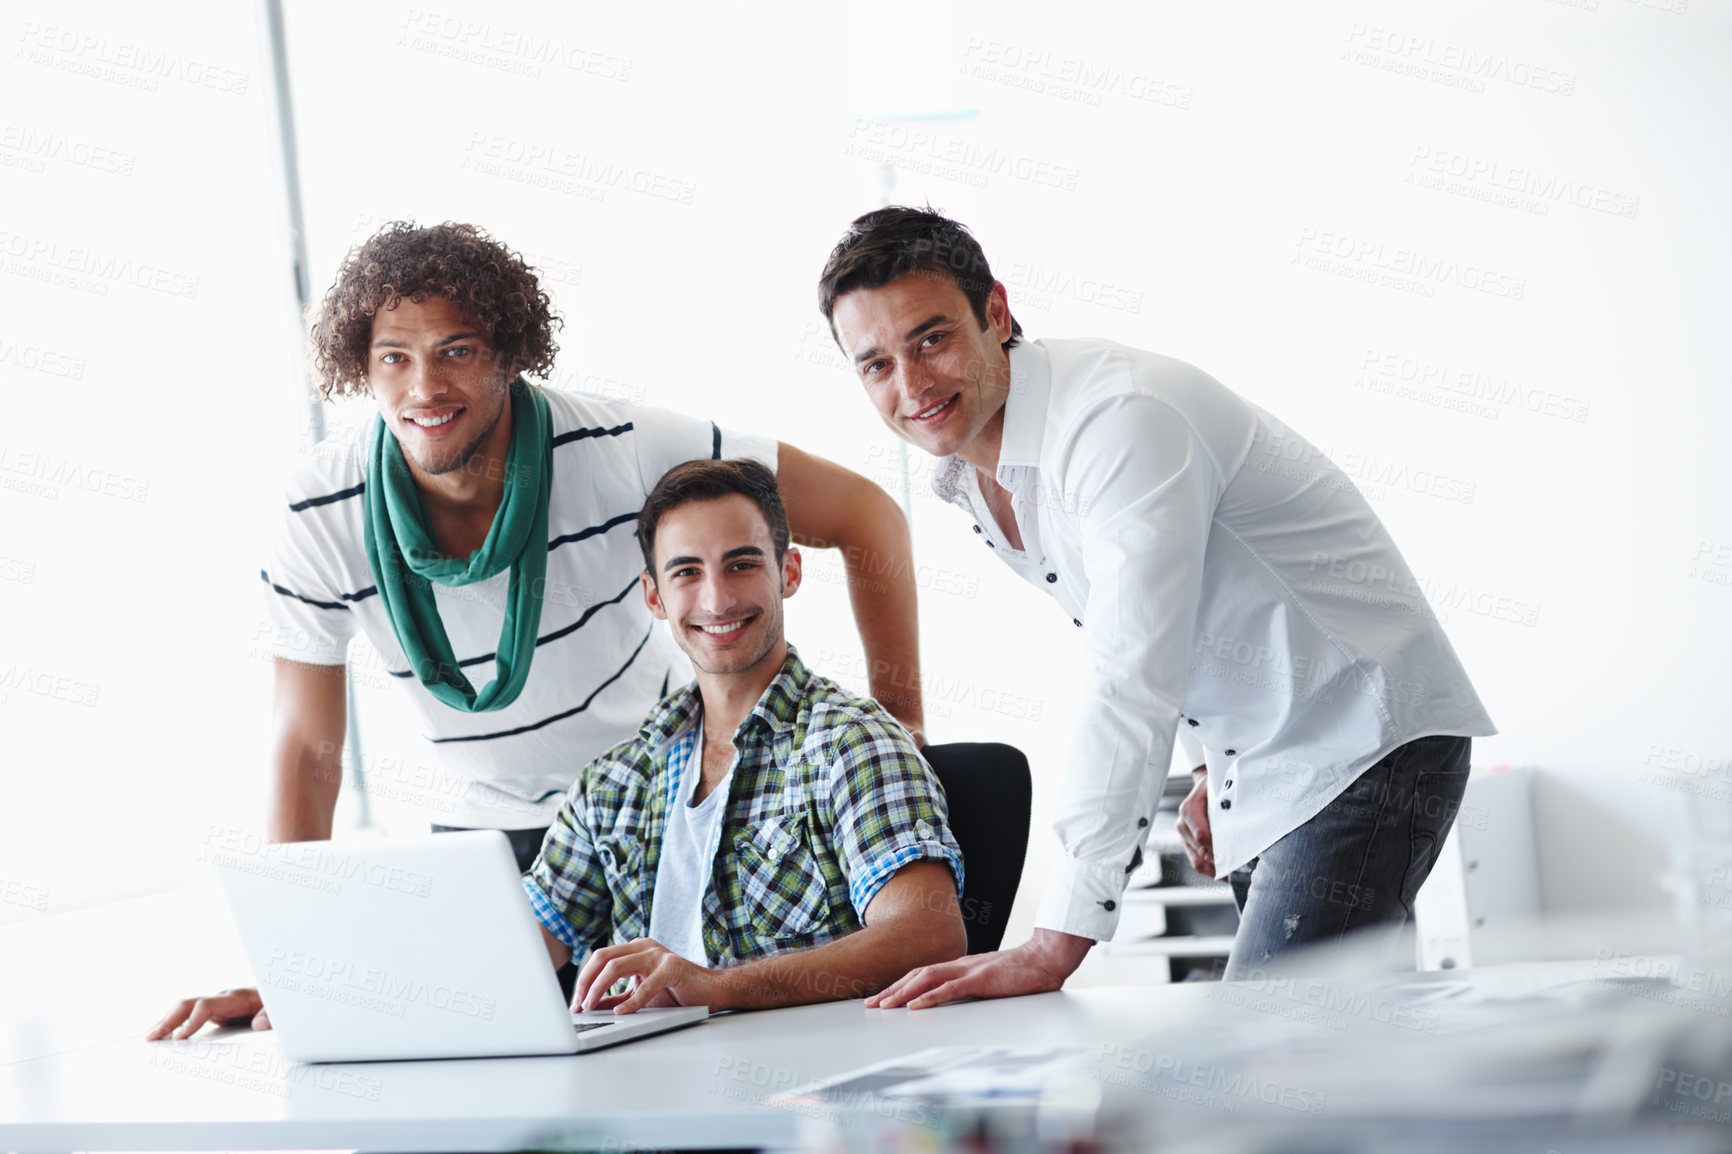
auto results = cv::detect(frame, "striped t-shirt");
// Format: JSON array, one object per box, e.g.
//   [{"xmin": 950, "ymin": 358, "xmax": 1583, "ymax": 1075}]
[{"xmin": 260, "ymin": 388, "xmax": 776, "ymax": 829}]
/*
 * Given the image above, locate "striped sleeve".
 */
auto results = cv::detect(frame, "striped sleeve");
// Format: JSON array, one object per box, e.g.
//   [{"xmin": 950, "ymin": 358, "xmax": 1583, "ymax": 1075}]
[
  {"xmin": 258, "ymin": 469, "xmax": 362, "ymax": 666},
  {"xmin": 628, "ymin": 405, "xmax": 778, "ymax": 495}
]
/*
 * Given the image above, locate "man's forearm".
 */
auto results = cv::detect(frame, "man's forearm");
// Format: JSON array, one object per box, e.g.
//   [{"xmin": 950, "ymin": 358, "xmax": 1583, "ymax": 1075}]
[
  {"xmin": 268, "ymin": 658, "xmax": 349, "ymax": 842},
  {"xmin": 776, "ymin": 443, "xmax": 924, "ymax": 735},
  {"xmin": 712, "ymin": 914, "xmax": 958, "ymax": 1011},
  {"xmin": 266, "ymin": 739, "xmax": 343, "ymax": 841},
  {"xmin": 832, "ymin": 486, "xmax": 924, "ymax": 736}
]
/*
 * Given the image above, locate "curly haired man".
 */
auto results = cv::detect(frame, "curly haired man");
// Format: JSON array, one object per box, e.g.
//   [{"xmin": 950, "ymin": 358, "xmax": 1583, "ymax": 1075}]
[{"xmin": 258, "ymin": 221, "xmax": 925, "ymax": 886}]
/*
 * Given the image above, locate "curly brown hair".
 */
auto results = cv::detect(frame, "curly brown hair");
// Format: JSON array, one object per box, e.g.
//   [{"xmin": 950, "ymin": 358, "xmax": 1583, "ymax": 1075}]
[{"xmin": 307, "ymin": 221, "xmax": 562, "ymax": 400}]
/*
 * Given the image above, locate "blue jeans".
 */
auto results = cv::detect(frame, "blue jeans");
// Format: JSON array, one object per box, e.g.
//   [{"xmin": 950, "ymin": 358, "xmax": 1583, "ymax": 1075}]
[{"xmin": 1221, "ymin": 734, "xmax": 1472, "ymax": 981}]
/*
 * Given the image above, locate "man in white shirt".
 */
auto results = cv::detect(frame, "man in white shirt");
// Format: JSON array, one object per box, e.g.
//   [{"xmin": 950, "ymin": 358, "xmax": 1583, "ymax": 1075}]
[
  {"xmin": 815, "ymin": 207, "xmax": 1495, "ymax": 1002},
  {"xmin": 262, "ymin": 221, "xmax": 925, "ymax": 865}
]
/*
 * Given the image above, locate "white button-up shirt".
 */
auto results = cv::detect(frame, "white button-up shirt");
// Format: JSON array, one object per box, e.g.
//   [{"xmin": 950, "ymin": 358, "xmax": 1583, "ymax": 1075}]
[{"xmin": 932, "ymin": 338, "xmax": 1496, "ymax": 941}]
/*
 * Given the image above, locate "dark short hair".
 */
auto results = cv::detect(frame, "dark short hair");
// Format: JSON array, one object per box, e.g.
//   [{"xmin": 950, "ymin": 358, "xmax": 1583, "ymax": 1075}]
[
  {"xmin": 817, "ymin": 205, "xmax": 1022, "ymax": 352},
  {"xmin": 307, "ymin": 221, "xmax": 561, "ymax": 400},
  {"xmin": 636, "ymin": 458, "xmax": 790, "ymax": 575}
]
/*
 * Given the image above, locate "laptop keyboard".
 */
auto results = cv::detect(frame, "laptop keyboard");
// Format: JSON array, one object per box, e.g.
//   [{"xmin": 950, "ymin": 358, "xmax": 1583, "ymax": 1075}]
[{"xmin": 573, "ymin": 1021, "xmax": 614, "ymax": 1034}]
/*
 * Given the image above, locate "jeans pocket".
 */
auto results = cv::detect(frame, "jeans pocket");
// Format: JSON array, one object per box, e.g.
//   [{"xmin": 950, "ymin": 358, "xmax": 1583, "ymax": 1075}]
[{"xmin": 1398, "ymin": 752, "xmax": 1471, "ymax": 910}]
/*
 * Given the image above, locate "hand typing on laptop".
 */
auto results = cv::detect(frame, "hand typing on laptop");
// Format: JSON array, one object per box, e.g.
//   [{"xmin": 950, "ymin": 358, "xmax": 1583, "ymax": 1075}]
[{"xmin": 151, "ymin": 460, "xmax": 967, "ymax": 1045}]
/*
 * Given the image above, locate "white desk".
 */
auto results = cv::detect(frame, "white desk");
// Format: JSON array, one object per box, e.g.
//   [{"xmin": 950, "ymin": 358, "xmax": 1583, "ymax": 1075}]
[
  {"xmin": 4, "ymin": 884, "xmax": 1719, "ymax": 1154},
  {"xmin": 0, "ymin": 884, "xmax": 1208, "ymax": 1152}
]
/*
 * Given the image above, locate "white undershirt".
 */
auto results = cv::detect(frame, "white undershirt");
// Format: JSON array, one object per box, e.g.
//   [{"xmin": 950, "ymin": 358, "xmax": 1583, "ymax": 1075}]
[{"xmin": 647, "ymin": 719, "xmax": 732, "ymax": 965}]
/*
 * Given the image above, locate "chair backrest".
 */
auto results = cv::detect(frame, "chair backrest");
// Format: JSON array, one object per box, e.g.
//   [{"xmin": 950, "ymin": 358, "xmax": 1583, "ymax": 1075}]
[{"xmin": 920, "ymin": 742, "xmax": 1032, "ymax": 955}]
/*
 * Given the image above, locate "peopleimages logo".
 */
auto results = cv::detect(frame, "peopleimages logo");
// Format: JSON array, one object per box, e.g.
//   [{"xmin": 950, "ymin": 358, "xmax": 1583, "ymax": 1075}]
[
  {"xmin": 844, "ymin": 121, "xmax": 1082, "ymax": 191},
  {"xmin": 263, "ymin": 947, "xmax": 498, "ymax": 1020},
  {"xmin": 461, "ymin": 133, "xmax": 697, "ymax": 205},
  {"xmin": 0, "ymin": 229, "xmax": 200, "ymax": 299},
  {"xmin": 1343, "ymin": 23, "xmax": 1577, "ymax": 96},
  {"xmin": 957, "ymin": 38, "xmax": 1193, "ymax": 111},
  {"xmin": 1293, "ymin": 228, "xmax": 1525, "ymax": 301},
  {"xmin": 14, "ymin": 22, "xmax": 251, "ymax": 95},
  {"xmin": 0, "ymin": 125, "xmax": 135, "ymax": 176},
  {"xmin": 201, "ymin": 826, "xmax": 435, "ymax": 898},
  {"xmin": 1408, "ymin": 146, "xmax": 1640, "ymax": 219},
  {"xmin": 1356, "ymin": 348, "xmax": 1591, "ymax": 425}
]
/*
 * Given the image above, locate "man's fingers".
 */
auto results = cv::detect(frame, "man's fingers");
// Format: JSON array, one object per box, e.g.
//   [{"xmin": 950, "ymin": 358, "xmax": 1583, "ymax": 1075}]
[
  {"xmin": 873, "ymin": 956, "xmax": 980, "ymax": 1007},
  {"xmin": 579, "ymin": 960, "xmax": 627, "ymax": 1011},
  {"xmin": 1177, "ymin": 813, "xmax": 1206, "ymax": 873},
  {"xmin": 573, "ymin": 946, "xmax": 614, "ymax": 1007},
  {"xmin": 147, "ymin": 998, "xmax": 196, "ymax": 1041},
  {"xmin": 581, "ymin": 954, "xmax": 649, "ymax": 1011},
  {"xmin": 151, "ymin": 990, "xmax": 264, "ymax": 1040},
  {"xmin": 614, "ymin": 968, "xmax": 670, "ymax": 1015},
  {"xmin": 865, "ymin": 967, "xmax": 928, "ymax": 1008},
  {"xmin": 575, "ymin": 943, "xmax": 638, "ymax": 1008},
  {"xmin": 869, "ymin": 962, "xmax": 962, "ymax": 1009},
  {"xmin": 907, "ymin": 978, "xmax": 971, "ymax": 1010},
  {"xmin": 173, "ymin": 999, "xmax": 216, "ymax": 1040},
  {"xmin": 253, "ymin": 1007, "xmax": 271, "ymax": 1030}
]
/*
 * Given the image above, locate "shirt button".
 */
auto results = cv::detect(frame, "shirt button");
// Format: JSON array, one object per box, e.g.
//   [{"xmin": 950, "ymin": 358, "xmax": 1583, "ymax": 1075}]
[
  {"xmin": 1137, "ymin": 817, "xmax": 1149, "ymax": 828},
  {"xmin": 1187, "ymin": 718, "xmax": 1199, "ymax": 728},
  {"xmin": 973, "ymin": 525, "xmax": 982, "ymax": 534},
  {"xmin": 1223, "ymin": 780, "xmax": 1233, "ymax": 789},
  {"xmin": 987, "ymin": 541, "xmax": 996, "ymax": 548},
  {"xmin": 1225, "ymin": 749, "xmax": 1237, "ymax": 757},
  {"xmin": 1103, "ymin": 900, "xmax": 1116, "ymax": 912},
  {"xmin": 1219, "ymin": 799, "xmax": 1232, "ymax": 810},
  {"xmin": 915, "ymin": 819, "xmax": 933, "ymax": 839},
  {"xmin": 1045, "ymin": 572, "xmax": 1057, "ymax": 583},
  {"xmin": 1073, "ymin": 618, "xmax": 1082, "ymax": 627}
]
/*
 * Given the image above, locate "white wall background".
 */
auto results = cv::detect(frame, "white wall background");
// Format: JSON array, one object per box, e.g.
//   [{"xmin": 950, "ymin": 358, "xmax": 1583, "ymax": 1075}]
[{"xmin": 2, "ymin": 0, "xmax": 1727, "ymax": 945}]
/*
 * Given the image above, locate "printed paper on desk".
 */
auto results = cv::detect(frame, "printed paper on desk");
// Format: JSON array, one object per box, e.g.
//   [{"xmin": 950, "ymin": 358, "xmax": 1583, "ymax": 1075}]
[{"xmin": 773, "ymin": 1045, "xmax": 1092, "ymax": 1108}]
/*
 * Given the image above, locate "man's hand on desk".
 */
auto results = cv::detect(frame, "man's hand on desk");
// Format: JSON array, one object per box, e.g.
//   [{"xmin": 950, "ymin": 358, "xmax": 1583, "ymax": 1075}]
[
  {"xmin": 574, "ymin": 938, "xmax": 713, "ymax": 1015},
  {"xmin": 146, "ymin": 988, "xmax": 269, "ymax": 1040},
  {"xmin": 863, "ymin": 928, "xmax": 1094, "ymax": 1010},
  {"xmin": 1176, "ymin": 764, "xmax": 1214, "ymax": 877}
]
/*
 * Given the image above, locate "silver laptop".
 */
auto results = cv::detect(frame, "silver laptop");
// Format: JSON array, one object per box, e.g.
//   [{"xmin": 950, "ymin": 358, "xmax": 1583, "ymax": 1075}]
[{"xmin": 212, "ymin": 830, "xmax": 707, "ymax": 1062}]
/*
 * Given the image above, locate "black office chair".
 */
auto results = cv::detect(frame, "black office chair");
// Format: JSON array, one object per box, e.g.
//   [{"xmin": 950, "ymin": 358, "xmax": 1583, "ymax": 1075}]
[{"xmin": 920, "ymin": 742, "xmax": 1033, "ymax": 955}]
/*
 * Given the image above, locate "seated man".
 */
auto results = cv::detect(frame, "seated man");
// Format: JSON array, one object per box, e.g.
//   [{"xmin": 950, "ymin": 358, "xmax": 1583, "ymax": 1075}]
[{"xmin": 150, "ymin": 459, "xmax": 965, "ymax": 1038}]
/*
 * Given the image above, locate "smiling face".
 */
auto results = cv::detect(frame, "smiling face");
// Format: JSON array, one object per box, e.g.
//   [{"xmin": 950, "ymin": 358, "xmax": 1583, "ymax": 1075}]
[
  {"xmin": 831, "ymin": 270, "xmax": 1016, "ymax": 464},
  {"xmin": 642, "ymin": 493, "xmax": 802, "ymax": 680},
  {"xmin": 367, "ymin": 296, "xmax": 511, "ymax": 478}
]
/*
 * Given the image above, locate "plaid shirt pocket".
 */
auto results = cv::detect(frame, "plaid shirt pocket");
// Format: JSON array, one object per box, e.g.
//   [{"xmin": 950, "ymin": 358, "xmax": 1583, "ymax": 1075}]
[
  {"xmin": 596, "ymin": 832, "xmax": 647, "ymax": 942},
  {"xmin": 732, "ymin": 809, "xmax": 832, "ymax": 941}
]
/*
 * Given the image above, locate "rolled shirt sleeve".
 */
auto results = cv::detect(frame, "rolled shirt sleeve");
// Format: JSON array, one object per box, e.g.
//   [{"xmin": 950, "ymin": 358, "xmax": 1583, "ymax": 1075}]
[
  {"xmin": 818, "ymin": 709, "xmax": 965, "ymax": 919},
  {"xmin": 523, "ymin": 780, "xmax": 616, "ymax": 959},
  {"xmin": 1033, "ymin": 394, "xmax": 1224, "ymax": 941}
]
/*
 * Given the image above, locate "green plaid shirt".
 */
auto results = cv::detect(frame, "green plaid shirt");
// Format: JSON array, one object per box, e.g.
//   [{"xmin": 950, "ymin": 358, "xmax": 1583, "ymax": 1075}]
[{"xmin": 524, "ymin": 646, "xmax": 963, "ymax": 966}]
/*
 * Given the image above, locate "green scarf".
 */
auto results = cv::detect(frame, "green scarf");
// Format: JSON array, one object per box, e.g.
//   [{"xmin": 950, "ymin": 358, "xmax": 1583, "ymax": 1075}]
[{"xmin": 362, "ymin": 381, "xmax": 552, "ymax": 712}]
